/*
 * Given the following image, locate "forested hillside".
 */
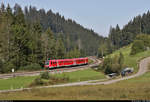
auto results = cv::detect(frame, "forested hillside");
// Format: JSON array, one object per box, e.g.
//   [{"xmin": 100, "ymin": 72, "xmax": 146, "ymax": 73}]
[
  {"xmin": 23, "ymin": 4, "xmax": 105, "ymax": 56},
  {"xmin": 97, "ymin": 10, "xmax": 150, "ymax": 58},
  {"xmin": 1, "ymin": 3, "xmax": 150, "ymax": 73},
  {"xmin": 0, "ymin": 3, "xmax": 106, "ymax": 73},
  {"xmin": 108, "ymin": 11, "xmax": 150, "ymax": 50}
]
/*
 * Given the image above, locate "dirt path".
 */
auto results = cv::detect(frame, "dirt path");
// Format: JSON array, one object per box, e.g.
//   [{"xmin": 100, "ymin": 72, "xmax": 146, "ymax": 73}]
[{"xmin": 0, "ymin": 56, "xmax": 150, "ymax": 93}]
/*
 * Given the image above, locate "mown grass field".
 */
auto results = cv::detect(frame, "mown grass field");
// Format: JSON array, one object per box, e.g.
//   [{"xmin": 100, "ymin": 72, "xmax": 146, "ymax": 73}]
[
  {"xmin": 54, "ymin": 68, "xmax": 106, "ymax": 82},
  {"xmin": 0, "ymin": 68, "xmax": 106, "ymax": 90},
  {"xmin": 0, "ymin": 76, "xmax": 37, "ymax": 90},
  {"xmin": 0, "ymin": 45, "xmax": 150, "ymax": 100}
]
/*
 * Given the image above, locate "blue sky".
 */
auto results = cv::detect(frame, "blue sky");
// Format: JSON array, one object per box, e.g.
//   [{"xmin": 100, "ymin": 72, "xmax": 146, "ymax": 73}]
[{"xmin": 1, "ymin": 0, "xmax": 150, "ymax": 37}]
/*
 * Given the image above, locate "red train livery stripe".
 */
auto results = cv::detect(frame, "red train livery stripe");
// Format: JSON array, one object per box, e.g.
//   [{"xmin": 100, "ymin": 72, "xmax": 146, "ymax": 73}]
[{"xmin": 44, "ymin": 58, "xmax": 88, "ymax": 69}]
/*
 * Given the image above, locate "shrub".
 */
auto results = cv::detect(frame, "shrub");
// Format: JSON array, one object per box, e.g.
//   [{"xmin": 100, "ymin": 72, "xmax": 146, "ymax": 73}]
[
  {"xmin": 62, "ymin": 73, "xmax": 69, "ymax": 81},
  {"xmin": 100, "ymin": 53, "xmax": 124, "ymax": 74},
  {"xmin": 3, "ymin": 62, "xmax": 15, "ymax": 73},
  {"xmin": 136, "ymin": 34, "xmax": 150, "ymax": 47},
  {"xmin": 20, "ymin": 63, "xmax": 42, "ymax": 71},
  {"xmin": 111, "ymin": 63, "xmax": 121, "ymax": 74},
  {"xmin": 40, "ymin": 71, "xmax": 50, "ymax": 79},
  {"xmin": 130, "ymin": 40, "xmax": 145, "ymax": 55},
  {"xmin": 34, "ymin": 77, "xmax": 44, "ymax": 85},
  {"xmin": 120, "ymin": 94, "xmax": 127, "ymax": 98}
]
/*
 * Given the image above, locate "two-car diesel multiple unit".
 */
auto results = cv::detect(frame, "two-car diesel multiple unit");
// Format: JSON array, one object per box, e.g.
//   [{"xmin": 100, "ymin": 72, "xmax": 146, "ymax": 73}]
[{"xmin": 44, "ymin": 58, "xmax": 88, "ymax": 69}]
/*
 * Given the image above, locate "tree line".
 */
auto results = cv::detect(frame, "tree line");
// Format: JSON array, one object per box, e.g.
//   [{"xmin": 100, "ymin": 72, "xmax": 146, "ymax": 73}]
[
  {"xmin": 98, "ymin": 10, "xmax": 150, "ymax": 58},
  {"xmin": 108, "ymin": 11, "xmax": 150, "ymax": 50},
  {"xmin": 23, "ymin": 4, "xmax": 105, "ymax": 56},
  {"xmin": 0, "ymin": 3, "xmax": 82, "ymax": 73}
]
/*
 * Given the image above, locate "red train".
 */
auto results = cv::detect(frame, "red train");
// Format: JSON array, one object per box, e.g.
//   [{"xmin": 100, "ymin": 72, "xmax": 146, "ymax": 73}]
[{"xmin": 44, "ymin": 57, "xmax": 88, "ymax": 69}]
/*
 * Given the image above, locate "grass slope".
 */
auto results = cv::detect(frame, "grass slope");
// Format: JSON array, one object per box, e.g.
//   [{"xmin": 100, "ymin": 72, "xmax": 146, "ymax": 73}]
[{"xmin": 109, "ymin": 44, "xmax": 150, "ymax": 72}]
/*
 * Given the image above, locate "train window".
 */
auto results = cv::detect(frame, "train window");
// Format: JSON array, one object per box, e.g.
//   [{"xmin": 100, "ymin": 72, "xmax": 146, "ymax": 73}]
[
  {"xmin": 45, "ymin": 61, "xmax": 49, "ymax": 65},
  {"xmin": 78, "ymin": 60, "xmax": 84, "ymax": 63},
  {"xmin": 53, "ymin": 62, "xmax": 57, "ymax": 64},
  {"xmin": 64, "ymin": 61, "xmax": 72, "ymax": 63}
]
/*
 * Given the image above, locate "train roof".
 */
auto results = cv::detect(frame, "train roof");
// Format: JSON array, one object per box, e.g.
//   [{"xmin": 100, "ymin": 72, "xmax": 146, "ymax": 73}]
[{"xmin": 47, "ymin": 57, "xmax": 88, "ymax": 61}]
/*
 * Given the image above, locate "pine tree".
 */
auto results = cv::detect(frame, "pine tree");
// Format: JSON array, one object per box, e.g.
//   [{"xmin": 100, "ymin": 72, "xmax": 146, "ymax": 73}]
[
  {"xmin": 10, "ymin": 4, "xmax": 29, "ymax": 70},
  {"xmin": 0, "ymin": 4, "xmax": 16, "ymax": 72},
  {"xmin": 28, "ymin": 22, "xmax": 42, "ymax": 64},
  {"xmin": 66, "ymin": 47, "xmax": 81, "ymax": 58},
  {"xmin": 41, "ymin": 27, "xmax": 56, "ymax": 61},
  {"xmin": 55, "ymin": 34, "xmax": 65, "ymax": 59},
  {"xmin": 118, "ymin": 52, "xmax": 124, "ymax": 70}
]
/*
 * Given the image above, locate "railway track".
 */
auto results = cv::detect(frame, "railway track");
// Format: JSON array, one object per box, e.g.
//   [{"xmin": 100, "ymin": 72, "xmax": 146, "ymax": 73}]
[
  {"xmin": 0, "ymin": 56, "xmax": 149, "ymax": 93},
  {"xmin": 0, "ymin": 56, "xmax": 101, "ymax": 79}
]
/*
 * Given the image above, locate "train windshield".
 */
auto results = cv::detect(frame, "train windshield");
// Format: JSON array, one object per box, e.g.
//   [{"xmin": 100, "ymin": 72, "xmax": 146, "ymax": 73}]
[{"xmin": 45, "ymin": 61, "xmax": 49, "ymax": 65}]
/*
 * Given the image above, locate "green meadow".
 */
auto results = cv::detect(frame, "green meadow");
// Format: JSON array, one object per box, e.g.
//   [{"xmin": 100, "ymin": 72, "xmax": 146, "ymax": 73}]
[{"xmin": 0, "ymin": 68, "xmax": 106, "ymax": 90}]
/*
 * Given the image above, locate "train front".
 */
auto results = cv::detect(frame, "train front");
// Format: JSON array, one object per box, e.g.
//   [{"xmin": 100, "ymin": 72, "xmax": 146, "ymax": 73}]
[{"xmin": 44, "ymin": 60, "xmax": 50, "ymax": 69}]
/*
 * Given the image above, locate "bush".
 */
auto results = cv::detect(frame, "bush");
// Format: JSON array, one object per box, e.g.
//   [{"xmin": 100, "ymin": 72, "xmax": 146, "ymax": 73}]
[
  {"xmin": 3, "ymin": 62, "xmax": 15, "ymax": 73},
  {"xmin": 20, "ymin": 63, "xmax": 42, "ymax": 71},
  {"xmin": 34, "ymin": 77, "xmax": 44, "ymax": 85},
  {"xmin": 40, "ymin": 71, "xmax": 50, "ymax": 79},
  {"xmin": 130, "ymin": 34, "xmax": 150, "ymax": 55},
  {"xmin": 130, "ymin": 40, "xmax": 145, "ymax": 55},
  {"xmin": 99, "ymin": 53, "xmax": 124, "ymax": 74},
  {"xmin": 111, "ymin": 63, "xmax": 121, "ymax": 74},
  {"xmin": 136, "ymin": 34, "xmax": 150, "ymax": 47}
]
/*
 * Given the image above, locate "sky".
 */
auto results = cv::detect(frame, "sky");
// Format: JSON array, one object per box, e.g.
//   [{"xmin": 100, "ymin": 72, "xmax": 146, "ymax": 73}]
[{"xmin": 0, "ymin": 0, "xmax": 150, "ymax": 37}]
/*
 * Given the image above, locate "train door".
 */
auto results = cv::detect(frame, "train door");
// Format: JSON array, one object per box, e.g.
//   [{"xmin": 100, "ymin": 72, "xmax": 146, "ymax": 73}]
[
  {"xmin": 86, "ymin": 58, "xmax": 88, "ymax": 64},
  {"xmin": 73, "ymin": 59, "xmax": 76, "ymax": 66},
  {"xmin": 49, "ymin": 60, "xmax": 52, "ymax": 69},
  {"xmin": 53, "ymin": 61, "xmax": 57, "ymax": 67}
]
